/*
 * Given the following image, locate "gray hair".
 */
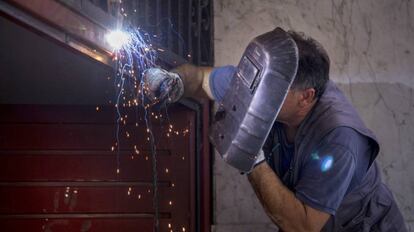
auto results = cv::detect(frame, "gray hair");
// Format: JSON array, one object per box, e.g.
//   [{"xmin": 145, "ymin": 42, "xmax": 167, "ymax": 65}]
[{"xmin": 287, "ymin": 31, "xmax": 330, "ymax": 98}]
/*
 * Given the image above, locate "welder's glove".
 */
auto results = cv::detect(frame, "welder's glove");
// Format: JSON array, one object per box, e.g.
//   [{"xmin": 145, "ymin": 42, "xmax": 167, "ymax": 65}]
[
  {"xmin": 242, "ymin": 149, "xmax": 266, "ymax": 175},
  {"xmin": 142, "ymin": 68, "xmax": 184, "ymax": 107}
]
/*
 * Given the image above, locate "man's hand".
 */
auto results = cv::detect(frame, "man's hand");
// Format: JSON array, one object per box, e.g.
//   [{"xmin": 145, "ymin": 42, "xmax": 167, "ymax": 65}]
[
  {"xmin": 248, "ymin": 162, "xmax": 330, "ymax": 231},
  {"xmin": 142, "ymin": 68, "xmax": 184, "ymax": 107}
]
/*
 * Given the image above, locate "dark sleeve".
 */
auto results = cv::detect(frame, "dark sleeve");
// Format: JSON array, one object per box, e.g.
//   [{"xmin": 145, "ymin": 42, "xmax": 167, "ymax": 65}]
[
  {"xmin": 294, "ymin": 128, "xmax": 360, "ymax": 215},
  {"xmin": 209, "ymin": 65, "xmax": 237, "ymax": 101}
]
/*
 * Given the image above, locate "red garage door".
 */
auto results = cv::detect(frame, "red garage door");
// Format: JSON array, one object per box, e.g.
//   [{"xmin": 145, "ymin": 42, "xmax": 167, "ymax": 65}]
[{"xmin": 0, "ymin": 104, "xmax": 196, "ymax": 232}]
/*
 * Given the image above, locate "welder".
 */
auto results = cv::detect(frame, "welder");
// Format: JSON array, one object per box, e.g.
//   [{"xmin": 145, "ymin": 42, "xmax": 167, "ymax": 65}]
[{"xmin": 143, "ymin": 28, "xmax": 407, "ymax": 231}]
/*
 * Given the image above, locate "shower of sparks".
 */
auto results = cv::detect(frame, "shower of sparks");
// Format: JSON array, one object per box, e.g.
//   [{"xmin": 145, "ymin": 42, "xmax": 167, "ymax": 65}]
[
  {"xmin": 102, "ymin": 5, "xmax": 192, "ymax": 230},
  {"xmin": 106, "ymin": 26, "xmax": 162, "ymax": 232},
  {"xmin": 107, "ymin": 26, "xmax": 157, "ymax": 174}
]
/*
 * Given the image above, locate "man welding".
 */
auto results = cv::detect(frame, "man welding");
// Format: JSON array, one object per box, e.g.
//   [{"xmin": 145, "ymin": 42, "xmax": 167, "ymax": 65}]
[{"xmin": 143, "ymin": 28, "xmax": 407, "ymax": 231}]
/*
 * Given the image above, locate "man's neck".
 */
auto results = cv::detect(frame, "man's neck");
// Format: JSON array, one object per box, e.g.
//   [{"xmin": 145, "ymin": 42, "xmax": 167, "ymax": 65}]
[
  {"xmin": 283, "ymin": 124, "xmax": 297, "ymax": 144},
  {"xmin": 283, "ymin": 101, "xmax": 317, "ymax": 143}
]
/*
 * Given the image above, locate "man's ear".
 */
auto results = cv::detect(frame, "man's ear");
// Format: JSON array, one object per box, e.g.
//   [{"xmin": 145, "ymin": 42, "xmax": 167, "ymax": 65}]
[{"xmin": 299, "ymin": 88, "xmax": 316, "ymax": 107}]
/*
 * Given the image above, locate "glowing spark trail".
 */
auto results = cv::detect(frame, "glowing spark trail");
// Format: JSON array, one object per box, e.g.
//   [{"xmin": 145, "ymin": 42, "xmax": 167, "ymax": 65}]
[{"xmin": 107, "ymin": 27, "xmax": 160, "ymax": 232}]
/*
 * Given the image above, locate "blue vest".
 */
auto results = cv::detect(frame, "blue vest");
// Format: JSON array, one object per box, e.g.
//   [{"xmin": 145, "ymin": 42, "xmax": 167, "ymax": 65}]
[{"xmin": 263, "ymin": 81, "xmax": 406, "ymax": 231}]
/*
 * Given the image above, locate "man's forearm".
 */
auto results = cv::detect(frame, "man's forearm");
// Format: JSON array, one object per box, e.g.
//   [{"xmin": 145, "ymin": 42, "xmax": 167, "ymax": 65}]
[
  {"xmin": 171, "ymin": 64, "xmax": 214, "ymax": 99},
  {"xmin": 248, "ymin": 162, "xmax": 327, "ymax": 232}
]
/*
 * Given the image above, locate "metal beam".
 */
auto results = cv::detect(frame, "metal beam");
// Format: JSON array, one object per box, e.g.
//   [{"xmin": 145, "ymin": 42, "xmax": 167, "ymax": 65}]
[
  {"xmin": 1, "ymin": 0, "xmax": 190, "ymax": 69},
  {"xmin": 0, "ymin": 0, "xmax": 113, "ymax": 65}
]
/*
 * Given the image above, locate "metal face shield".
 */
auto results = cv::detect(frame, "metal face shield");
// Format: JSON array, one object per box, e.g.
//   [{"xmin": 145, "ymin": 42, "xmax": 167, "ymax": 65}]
[{"xmin": 210, "ymin": 27, "xmax": 299, "ymax": 172}]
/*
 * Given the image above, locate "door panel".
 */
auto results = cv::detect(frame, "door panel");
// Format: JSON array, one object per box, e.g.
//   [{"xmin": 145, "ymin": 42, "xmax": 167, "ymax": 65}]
[{"xmin": 0, "ymin": 104, "xmax": 195, "ymax": 232}]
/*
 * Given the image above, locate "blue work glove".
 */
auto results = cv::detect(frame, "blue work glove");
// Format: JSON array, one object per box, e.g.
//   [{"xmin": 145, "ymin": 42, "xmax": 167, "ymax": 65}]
[{"xmin": 142, "ymin": 68, "xmax": 184, "ymax": 107}]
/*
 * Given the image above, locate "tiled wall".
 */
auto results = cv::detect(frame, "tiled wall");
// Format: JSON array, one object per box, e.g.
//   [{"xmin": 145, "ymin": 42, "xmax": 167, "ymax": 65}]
[{"xmin": 212, "ymin": 0, "xmax": 414, "ymax": 231}]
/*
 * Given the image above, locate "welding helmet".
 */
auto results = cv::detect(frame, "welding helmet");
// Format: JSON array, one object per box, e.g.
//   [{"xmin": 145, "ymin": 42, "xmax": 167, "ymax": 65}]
[{"xmin": 210, "ymin": 27, "xmax": 299, "ymax": 172}]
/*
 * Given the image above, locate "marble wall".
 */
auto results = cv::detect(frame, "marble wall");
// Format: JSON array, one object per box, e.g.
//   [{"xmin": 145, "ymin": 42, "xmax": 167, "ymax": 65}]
[{"xmin": 212, "ymin": 0, "xmax": 414, "ymax": 231}]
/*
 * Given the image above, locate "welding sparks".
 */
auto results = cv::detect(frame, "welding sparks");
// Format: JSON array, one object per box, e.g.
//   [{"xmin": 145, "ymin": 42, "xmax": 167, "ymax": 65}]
[
  {"xmin": 108, "ymin": 25, "xmax": 162, "ymax": 232},
  {"xmin": 106, "ymin": 30, "xmax": 131, "ymax": 50},
  {"xmin": 106, "ymin": 15, "xmax": 188, "ymax": 232},
  {"xmin": 109, "ymin": 26, "xmax": 157, "ymax": 174}
]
